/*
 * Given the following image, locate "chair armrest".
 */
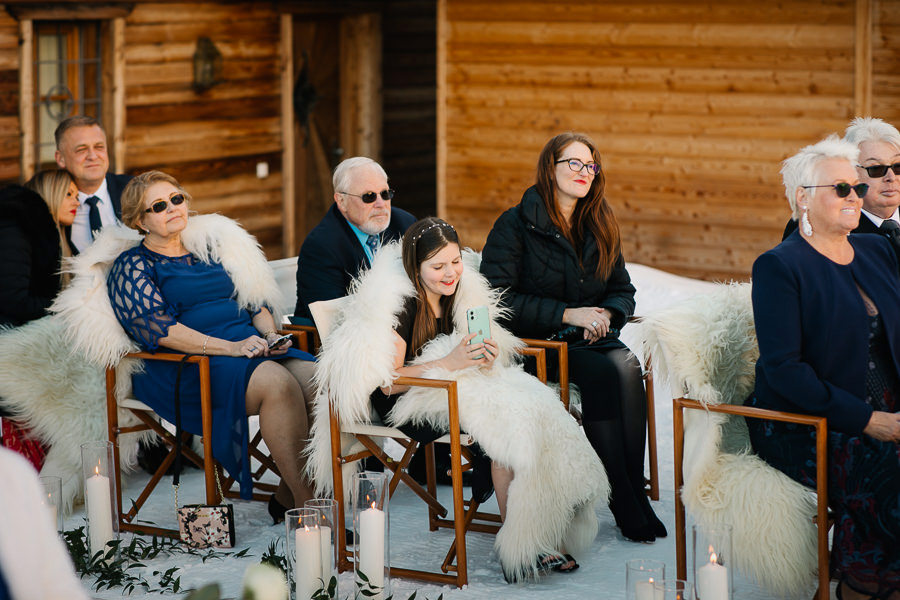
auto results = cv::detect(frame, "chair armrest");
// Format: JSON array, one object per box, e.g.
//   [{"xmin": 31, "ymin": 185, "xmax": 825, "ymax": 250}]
[
  {"xmin": 674, "ymin": 397, "xmax": 827, "ymax": 428},
  {"xmin": 282, "ymin": 324, "xmax": 320, "ymax": 353},
  {"xmin": 520, "ymin": 338, "xmax": 569, "ymax": 410},
  {"xmin": 518, "ymin": 346, "xmax": 547, "ymax": 383},
  {"xmin": 123, "ymin": 351, "xmax": 209, "ymax": 365},
  {"xmin": 277, "ymin": 328, "xmax": 310, "ymax": 353}
]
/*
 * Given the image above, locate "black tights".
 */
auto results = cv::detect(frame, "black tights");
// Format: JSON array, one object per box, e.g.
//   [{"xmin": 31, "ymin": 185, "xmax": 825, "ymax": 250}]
[{"xmin": 569, "ymin": 347, "xmax": 665, "ymax": 541}]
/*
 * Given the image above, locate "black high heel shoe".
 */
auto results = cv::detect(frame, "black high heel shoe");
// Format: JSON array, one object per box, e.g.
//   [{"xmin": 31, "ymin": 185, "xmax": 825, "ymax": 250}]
[{"xmin": 268, "ymin": 495, "xmax": 289, "ymax": 525}]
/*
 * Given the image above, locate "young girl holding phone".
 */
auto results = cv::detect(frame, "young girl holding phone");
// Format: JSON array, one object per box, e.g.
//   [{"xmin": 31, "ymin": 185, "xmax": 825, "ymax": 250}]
[{"xmin": 309, "ymin": 217, "xmax": 607, "ymax": 582}]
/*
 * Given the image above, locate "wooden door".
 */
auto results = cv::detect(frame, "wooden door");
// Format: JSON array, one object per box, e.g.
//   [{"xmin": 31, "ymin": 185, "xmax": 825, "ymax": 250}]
[{"xmin": 291, "ymin": 12, "xmax": 381, "ymax": 248}]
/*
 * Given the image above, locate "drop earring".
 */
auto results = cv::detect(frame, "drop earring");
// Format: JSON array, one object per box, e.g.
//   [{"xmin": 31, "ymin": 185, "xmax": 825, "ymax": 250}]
[{"xmin": 800, "ymin": 208, "xmax": 813, "ymax": 237}]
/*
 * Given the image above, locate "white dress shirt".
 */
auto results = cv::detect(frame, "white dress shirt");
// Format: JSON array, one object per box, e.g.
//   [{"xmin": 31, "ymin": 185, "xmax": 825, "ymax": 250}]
[
  {"xmin": 71, "ymin": 177, "xmax": 120, "ymax": 252},
  {"xmin": 860, "ymin": 207, "xmax": 900, "ymax": 229}
]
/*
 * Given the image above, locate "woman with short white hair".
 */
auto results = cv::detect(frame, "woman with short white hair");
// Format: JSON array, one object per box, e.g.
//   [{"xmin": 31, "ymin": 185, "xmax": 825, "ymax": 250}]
[{"xmin": 749, "ymin": 136, "xmax": 900, "ymax": 599}]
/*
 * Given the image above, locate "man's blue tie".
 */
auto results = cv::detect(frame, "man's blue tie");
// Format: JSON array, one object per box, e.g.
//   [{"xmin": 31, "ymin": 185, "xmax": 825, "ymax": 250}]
[
  {"xmin": 366, "ymin": 234, "xmax": 380, "ymax": 257},
  {"xmin": 85, "ymin": 196, "xmax": 103, "ymax": 240}
]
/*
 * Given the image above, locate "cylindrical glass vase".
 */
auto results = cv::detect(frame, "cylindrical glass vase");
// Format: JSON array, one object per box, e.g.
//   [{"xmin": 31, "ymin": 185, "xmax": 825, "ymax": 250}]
[
  {"xmin": 654, "ymin": 579, "xmax": 695, "ymax": 600},
  {"xmin": 39, "ymin": 475, "xmax": 63, "ymax": 533},
  {"xmin": 304, "ymin": 498, "xmax": 338, "ymax": 597},
  {"xmin": 80, "ymin": 441, "xmax": 118, "ymax": 558},
  {"xmin": 287, "ymin": 507, "xmax": 324, "ymax": 600},
  {"xmin": 626, "ymin": 558, "xmax": 666, "ymax": 600},
  {"xmin": 693, "ymin": 524, "xmax": 733, "ymax": 600},
  {"xmin": 351, "ymin": 471, "xmax": 389, "ymax": 600}
]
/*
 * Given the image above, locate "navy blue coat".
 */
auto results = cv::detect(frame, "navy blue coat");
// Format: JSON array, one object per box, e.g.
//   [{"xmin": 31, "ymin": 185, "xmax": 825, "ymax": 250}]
[
  {"xmin": 293, "ymin": 204, "xmax": 416, "ymax": 319},
  {"xmin": 751, "ymin": 231, "xmax": 900, "ymax": 434}
]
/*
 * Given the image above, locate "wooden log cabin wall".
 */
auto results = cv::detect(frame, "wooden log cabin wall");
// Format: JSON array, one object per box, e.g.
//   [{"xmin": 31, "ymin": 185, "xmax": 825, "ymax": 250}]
[
  {"xmin": 438, "ymin": 0, "xmax": 900, "ymax": 281},
  {"xmin": 1, "ymin": 0, "xmax": 435, "ymax": 261}
]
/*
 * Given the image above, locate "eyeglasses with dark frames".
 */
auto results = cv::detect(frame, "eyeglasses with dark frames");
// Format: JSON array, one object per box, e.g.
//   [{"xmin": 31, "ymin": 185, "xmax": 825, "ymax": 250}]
[
  {"xmin": 145, "ymin": 193, "xmax": 187, "ymax": 213},
  {"xmin": 339, "ymin": 189, "xmax": 395, "ymax": 203},
  {"xmin": 858, "ymin": 163, "xmax": 900, "ymax": 178},
  {"xmin": 801, "ymin": 183, "xmax": 869, "ymax": 198},
  {"xmin": 555, "ymin": 158, "xmax": 600, "ymax": 176}
]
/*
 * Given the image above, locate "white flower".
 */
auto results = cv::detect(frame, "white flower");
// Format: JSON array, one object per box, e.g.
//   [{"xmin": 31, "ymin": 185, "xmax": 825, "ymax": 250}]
[{"xmin": 242, "ymin": 563, "xmax": 288, "ymax": 600}]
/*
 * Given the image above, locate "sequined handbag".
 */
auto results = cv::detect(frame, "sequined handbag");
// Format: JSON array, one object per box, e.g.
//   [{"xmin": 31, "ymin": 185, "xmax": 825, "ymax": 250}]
[{"xmin": 171, "ymin": 355, "xmax": 235, "ymax": 549}]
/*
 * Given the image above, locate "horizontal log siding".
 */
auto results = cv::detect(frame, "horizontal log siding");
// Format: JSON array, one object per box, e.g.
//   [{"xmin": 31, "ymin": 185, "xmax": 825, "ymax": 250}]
[
  {"xmin": 0, "ymin": 9, "xmax": 19, "ymax": 183},
  {"xmin": 872, "ymin": 0, "xmax": 900, "ymax": 121},
  {"xmin": 440, "ymin": 0, "xmax": 867, "ymax": 281},
  {"xmin": 123, "ymin": 3, "xmax": 286, "ymax": 258}
]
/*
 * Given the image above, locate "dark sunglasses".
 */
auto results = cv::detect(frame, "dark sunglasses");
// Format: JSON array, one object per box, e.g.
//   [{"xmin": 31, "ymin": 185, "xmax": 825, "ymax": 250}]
[
  {"xmin": 801, "ymin": 183, "xmax": 869, "ymax": 198},
  {"xmin": 340, "ymin": 189, "xmax": 395, "ymax": 203},
  {"xmin": 145, "ymin": 193, "xmax": 186, "ymax": 213},
  {"xmin": 858, "ymin": 162, "xmax": 900, "ymax": 178},
  {"xmin": 555, "ymin": 158, "xmax": 601, "ymax": 176}
]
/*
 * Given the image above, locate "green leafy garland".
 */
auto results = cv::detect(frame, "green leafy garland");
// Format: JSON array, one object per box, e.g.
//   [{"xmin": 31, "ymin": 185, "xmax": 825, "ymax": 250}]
[{"xmin": 64, "ymin": 526, "xmax": 250, "ymax": 594}]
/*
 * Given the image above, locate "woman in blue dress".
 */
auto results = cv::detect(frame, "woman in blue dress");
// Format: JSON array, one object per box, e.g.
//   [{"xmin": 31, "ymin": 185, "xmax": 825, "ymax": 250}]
[
  {"xmin": 106, "ymin": 171, "xmax": 316, "ymax": 522},
  {"xmin": 748, "ymin": 136, "xmax": 900, "ymax": 599}
]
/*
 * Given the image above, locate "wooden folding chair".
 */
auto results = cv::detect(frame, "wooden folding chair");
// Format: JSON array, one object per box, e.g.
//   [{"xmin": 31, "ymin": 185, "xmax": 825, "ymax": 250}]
[
  {"xmin": 310, "ymin": 298, "xmax": 560, "ymax": 587},
  {"xmin": 107, "ymin": 328, "xmax": 309, "ymax": 538},
  {"xmin": 673, "ymin": 399, "xmax": 830, "ymax": 600}
]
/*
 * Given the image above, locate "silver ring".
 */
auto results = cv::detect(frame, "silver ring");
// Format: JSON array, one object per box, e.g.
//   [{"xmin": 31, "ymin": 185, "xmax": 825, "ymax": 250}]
[{"xmin": 591, "ymin": 321, "xmax": 599, "ymax": 328}]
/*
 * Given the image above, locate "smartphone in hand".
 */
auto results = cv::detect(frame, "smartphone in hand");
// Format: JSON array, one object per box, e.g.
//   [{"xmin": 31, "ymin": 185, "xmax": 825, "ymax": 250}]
[
  {"xmin": 267, "ymin": 333, "xmax": 292, "ymax": 350},
  {"xmin": 466, "ymin": 306, "xmax": 491, "ymax": 359}
]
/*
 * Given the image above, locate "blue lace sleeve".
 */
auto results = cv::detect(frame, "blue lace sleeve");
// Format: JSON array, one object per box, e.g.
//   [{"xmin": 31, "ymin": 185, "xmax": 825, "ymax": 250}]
[{"xmin": 107, "ymin": 249, "xmax": 178, "ymax": 350}]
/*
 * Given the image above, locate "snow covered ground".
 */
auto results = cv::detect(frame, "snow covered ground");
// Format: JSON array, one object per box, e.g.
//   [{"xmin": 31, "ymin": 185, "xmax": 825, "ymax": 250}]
[{"xmin": 63, "ymin": 264, "xmax": 834, "ymax": 599}]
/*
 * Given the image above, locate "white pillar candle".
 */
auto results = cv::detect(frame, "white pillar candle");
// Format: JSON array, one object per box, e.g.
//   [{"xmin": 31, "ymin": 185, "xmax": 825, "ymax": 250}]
[
  {"xmin": 359, "ymin": 504, "xmax": 385, "ymax": 599},
  {"xmin": 294, "ymin": 524, "xmax": 322, "ymax": 600},
  {"xmin": 635, "ymin": 578, "xmax": 664, "ymax": 600},
  {"xmin": 697, "ymin": 554, "xmax": 728, "ymax": 600},
  {"xmin": 85, "ymin": 466, "xmax": 114, "ymax": 556},
  {"xmin": 47, "ymin": 502, "xmax": 58, "ymax": 531},
  {"xmin": 318, "ymin": 525, "xmax": 333, "ymax": 585}
]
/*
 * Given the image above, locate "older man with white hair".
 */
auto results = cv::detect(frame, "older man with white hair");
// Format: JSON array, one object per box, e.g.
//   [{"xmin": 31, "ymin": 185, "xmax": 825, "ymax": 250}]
[
  {"xmin": 784, "ymin": 117, "xmax": 900, "ymax": 264},
  {"xmin": 293, "ymin": 157, "xmax": 415, "ymax": 321}
]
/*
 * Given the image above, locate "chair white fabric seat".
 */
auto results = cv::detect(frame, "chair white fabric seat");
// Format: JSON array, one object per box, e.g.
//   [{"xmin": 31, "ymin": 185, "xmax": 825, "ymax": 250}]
[
  {"xmin": 341, "ymin": 422, "xmax": 474, "ymax": 446},
  {"xmin": 119, "ymin": 397, "xmax": 153, "ymax": 412}
]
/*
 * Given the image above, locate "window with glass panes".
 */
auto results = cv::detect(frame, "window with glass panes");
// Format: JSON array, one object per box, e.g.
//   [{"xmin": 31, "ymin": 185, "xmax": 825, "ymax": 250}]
[{"xmin": 33, "ymin": 21, "xmax": 102, "ymax": 170}]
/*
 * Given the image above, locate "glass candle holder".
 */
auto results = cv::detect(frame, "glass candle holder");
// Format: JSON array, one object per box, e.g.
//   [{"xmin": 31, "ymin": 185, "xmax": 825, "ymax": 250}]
[
  {"xmin": 304, "ymin": 498, "xmax": 338, "ymax": 598},
  {"xmin": 692, "ymin": 524, "xmax": 733, "ymax": 600},
  {"xmin": 626, "ymin": 558, "xmax": 666, "ymax": 600},
  {"xmin": 80, "ymin": 441, "xmax": 118, "ymax": 558},
  {"xmin": 351, "ymin": 471, "xmax": 389, "ymax": 600},
  {"xmin": 39, "ymin": 475, "xmax": 63, "ymax": 533},
  {"xmin": 654, "ymin": 579, "xmax": 696, "ymax": 600},
  {"xmin": 287, "ymin": 507, "xmax": 323, "ymax": 600}
]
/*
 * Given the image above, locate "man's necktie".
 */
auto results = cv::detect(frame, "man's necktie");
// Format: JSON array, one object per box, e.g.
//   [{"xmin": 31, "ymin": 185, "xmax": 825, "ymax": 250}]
[
  {"xmin": 879, "ymin": 219, "xmax": 900, "ymax": 249},
  {"xmin": 366, "ymin": 234, "xmax": 380, "ymax": 257},
  {"xmin": 85, "ymin": 196, "xmax": 103, "ymax": 240}
]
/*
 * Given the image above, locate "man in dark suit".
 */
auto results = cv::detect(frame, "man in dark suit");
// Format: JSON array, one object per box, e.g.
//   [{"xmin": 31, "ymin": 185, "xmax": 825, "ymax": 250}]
[
  {"xmin": 54, "ymin": 116, "xmax": 132, "ymax": 253},
  {"xmin": 293, "ymin": 157, "xmax": 416, "ymax": 320},
  {"xmin": 783, "ymin": 117, "xmax": 900, "ymax": 266}
]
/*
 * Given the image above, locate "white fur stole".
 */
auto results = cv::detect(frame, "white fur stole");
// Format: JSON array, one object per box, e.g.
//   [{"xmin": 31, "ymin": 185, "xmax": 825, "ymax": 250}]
[
  {"xmin": 308, "ymin": 243, "xmax": 608, "ymax": 581},
  {"xmin": 638, "ymin": 283, "xmax": 818, "ymax": 597}
]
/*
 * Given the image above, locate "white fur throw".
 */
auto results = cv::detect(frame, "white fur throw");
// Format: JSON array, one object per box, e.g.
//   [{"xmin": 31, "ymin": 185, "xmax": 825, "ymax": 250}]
[
  {"xmin": 308, "ymin": 243, "xmax": 609, "ymax": 581},
  {"xmin": 638, "ymin": 283, "xmax": 818, "ymax": 598},
  {"xmin": 0, "ymin": 214, "xmax": 281, "ymax": 513}
]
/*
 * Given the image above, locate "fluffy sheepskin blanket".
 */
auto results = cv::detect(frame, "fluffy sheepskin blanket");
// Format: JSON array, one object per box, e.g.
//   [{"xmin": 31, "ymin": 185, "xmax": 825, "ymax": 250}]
[
  {"xmin": 638, "ymin": 283, "xmax": 818, "ymax": 598},
  {"xmin": 0, "ymin": 214, "xmax": 282, "ymax": 513},
  {"xmin": 307, "ymin": 243, "xmax": 608, "ymax": 581}
]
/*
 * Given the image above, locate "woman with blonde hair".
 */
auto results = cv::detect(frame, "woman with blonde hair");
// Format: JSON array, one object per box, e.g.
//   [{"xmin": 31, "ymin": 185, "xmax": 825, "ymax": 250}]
[{"xmin": 0, "ymin": 169, "xmax": 77, "ymax": 326}]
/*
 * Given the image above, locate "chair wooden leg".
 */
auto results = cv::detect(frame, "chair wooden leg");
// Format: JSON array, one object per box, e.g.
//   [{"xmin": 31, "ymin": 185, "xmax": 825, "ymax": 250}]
[
  {"xmin": 673, "ymin": 399, "xmax": 687, "ymax": 582},
  {"xmin": 425, "ymin": 443, "xmax": 439, "ymax": 531},
  {"xmin": 645, "ymin": 367, "xmax": 660, "ymax": 501}
]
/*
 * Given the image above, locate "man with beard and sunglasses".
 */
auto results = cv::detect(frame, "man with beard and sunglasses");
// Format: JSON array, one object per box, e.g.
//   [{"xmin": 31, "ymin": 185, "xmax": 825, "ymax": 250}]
[
  {"xmin": 292, "ymin": 157, "xmax": 415, "ymax": 321},
  {"xmin": 53, "ymin": 116, "xmax": 132, "ymax": 254},
  {"xmin": 784, "ymin": 117, "xmax": 900, "ymax": 266}
]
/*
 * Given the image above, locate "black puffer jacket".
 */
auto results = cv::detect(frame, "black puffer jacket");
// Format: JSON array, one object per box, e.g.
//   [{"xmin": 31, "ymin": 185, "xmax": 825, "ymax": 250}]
[
  {"xmin": 480, "ymin": 186, "xmax": 635, "ymax": 349},
  {"xmin": 0, "ymin": 185, "xmax": 62, "ymax": 327}
]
